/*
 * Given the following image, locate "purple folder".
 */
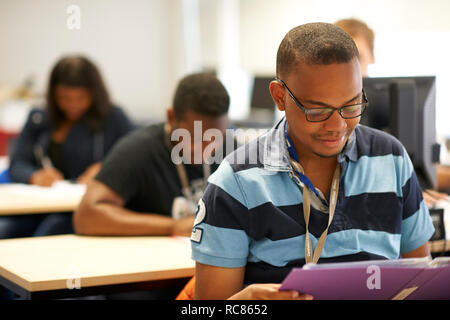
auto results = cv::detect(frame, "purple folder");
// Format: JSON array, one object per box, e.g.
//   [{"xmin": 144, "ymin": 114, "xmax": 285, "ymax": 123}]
[{"xmin": 280, "ymin": 257, "xmax": 450, "ymax": 300}]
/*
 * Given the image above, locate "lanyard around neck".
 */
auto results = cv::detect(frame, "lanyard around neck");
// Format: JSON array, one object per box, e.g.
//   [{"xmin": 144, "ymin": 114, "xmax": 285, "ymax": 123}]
[
  {"xmin": 285, "ymin": 121, "xmax": 341, "ymax": 264},
  {"xmin": 285, "ymin": 123, "xmax": 321, "ymax": 198},
  {"xmin": 164, "ymin": 123, "xmax": 210, "ymax": 201}
]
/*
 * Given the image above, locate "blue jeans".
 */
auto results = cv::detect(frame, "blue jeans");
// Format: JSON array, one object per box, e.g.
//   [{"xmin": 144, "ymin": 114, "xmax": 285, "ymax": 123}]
[
  {"xmin": 0, "ymin": 213, "xmax": 73, "ymax": 239},
  {"xmin": 0, "ymin": 215, "xmax": 45, "ymax": 239},
  {"xmin": 33, "ymin": 212, "xmax": 74, "ymax": 236}
]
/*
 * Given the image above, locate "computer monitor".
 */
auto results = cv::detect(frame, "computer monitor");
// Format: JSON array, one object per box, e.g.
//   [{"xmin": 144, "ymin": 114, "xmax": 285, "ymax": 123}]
[
  {"xmin": 250, "ymin": 76, "xmax": 275, "ymax": 111},
  {"xmin": 246, "ymin": 76, "xmax": 276, "ymax": 127},
  {"xmin": 362, "ymin": 76, "xmax": 440, "ymax": 189}
]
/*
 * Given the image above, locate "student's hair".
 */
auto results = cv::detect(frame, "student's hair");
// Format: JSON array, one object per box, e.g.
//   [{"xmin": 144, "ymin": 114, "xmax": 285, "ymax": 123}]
[
  {"xmin": 335, "ymin": 18, "xmax": 375, "ymax": 56},
  {"xmin": 46, "ymin": 55, "xmax": 111, "ymax": 131},
  {"xmin": 276, "ymin": 22, "xmax": 360, "ymax": 79},
  {"xmin": 173, "ymin": 73, "xmax": 230, "ymax": 120}
]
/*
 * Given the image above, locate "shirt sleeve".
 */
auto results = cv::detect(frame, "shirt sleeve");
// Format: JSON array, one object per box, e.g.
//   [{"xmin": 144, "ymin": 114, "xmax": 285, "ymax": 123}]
[
  {"xmin": 191, "ymin": 159, "xmax": 251, "ymax": 268},
  {"xmin": 95, "ymin": 132, "xmax": 143, "ymax": 202},
  {"xmin": 399, "ymin": 147, "xmax": 435, "ymax": 254},
  {"xmin": 8, "ymin": 109, "xmax": 46, "ymax": 183}
]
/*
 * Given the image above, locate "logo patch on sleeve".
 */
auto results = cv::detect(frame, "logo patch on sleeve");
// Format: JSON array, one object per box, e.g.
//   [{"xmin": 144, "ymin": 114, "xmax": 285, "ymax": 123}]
[{"xmin": 190, "ymin": 199, "xmax": 206, "ymax": 243}]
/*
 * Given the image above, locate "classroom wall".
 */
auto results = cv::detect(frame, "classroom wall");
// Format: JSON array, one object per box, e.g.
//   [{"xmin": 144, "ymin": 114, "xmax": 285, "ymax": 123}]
[
  {"xmin": 237, "ymin": 0, "xmax": 450, "ymax": 74},
  {"xmin": 0, "ymin": 0, "xmax": 188, "ymax": 123},
  {"xmin": 1, "ymin": 0, "xmax": 449, "ymax": 136},
  {"xmin": 200, "ymin": 0, "xmax": 450, "ymax": 137}
]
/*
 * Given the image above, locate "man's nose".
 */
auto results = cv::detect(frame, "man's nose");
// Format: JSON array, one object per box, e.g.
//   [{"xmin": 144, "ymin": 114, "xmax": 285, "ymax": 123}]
[{"xmin": 323, "ymin": 109, "xmax": 347, "ymax": 132}]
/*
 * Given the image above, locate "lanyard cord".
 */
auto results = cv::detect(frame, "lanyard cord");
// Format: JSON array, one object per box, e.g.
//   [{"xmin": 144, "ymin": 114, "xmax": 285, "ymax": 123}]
[
  {"xmin": 285, "ymin": 123, "xmax": 321, "ymax": 198},
  {"xmin": 285, "ymin": 122, "xmax": 340, "ymax": 264},
  {"xmin": 292, "ymin": 159, "xmax": 340, "ymax": 264}
]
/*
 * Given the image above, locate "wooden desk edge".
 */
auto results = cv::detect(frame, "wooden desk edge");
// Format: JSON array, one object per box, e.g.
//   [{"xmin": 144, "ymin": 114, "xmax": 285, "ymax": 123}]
[
  {"xmin": 0, "ymin": 205, "xmax": 79, "ymax": 215},
  {"xmin": 27, "ymin": 267, "xmax": 194, "ymax": 292},
  {"xmin": 0, "ymin": 266, "xmax": 32, "ymax": 291}
]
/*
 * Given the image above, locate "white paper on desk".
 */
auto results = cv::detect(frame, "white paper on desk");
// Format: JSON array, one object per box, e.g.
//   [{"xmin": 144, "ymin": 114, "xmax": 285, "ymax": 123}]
[
  {"xmin": 6, "ymin": 181, "xmax": 86, "ymax": 199},
  {"xmin": 51, "ymin": 181, "xmax": 86, "ymax": 194},
  {"xmin": 172, "ymin": 236, "xmax": 191, "ymax": 244}
]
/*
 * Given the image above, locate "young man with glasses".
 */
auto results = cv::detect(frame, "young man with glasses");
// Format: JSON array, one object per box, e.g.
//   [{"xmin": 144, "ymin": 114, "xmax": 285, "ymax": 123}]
[{"xmin": 191, "ymin": 23, "xmax": 435, "ymax": 300}]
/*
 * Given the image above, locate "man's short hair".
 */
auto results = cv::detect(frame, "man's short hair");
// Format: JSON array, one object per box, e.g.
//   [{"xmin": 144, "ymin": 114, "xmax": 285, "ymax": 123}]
[
  {"xmin": 173, "ymin": 73, "xmax": 230, "ymax": 119},
  {"xmin": 335, "ymin": 18, "xmax": 375, "ymax": 56},
  {"xmin": 276, "ymin": 22, "xmax": 360, "ymax": 79}
]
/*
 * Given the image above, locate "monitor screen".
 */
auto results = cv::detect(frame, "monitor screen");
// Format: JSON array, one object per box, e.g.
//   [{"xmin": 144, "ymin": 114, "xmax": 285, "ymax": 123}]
[
  {"xmin": 250, "ymin": 76, "xmax": 275, "ymax": 111},
  {"xmin": 362, "ymin": 76, "xmax": 439, "ymax": 189},
  {"xmin": 232, "ymin": 75, "xmax": 276, "ymax": 128}
]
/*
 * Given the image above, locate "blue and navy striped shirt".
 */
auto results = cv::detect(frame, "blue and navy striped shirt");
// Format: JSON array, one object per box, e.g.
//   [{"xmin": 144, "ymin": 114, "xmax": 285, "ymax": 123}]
[{"xmin": 191, "ymin": 119, "xmax": 435, "ymax": 284}]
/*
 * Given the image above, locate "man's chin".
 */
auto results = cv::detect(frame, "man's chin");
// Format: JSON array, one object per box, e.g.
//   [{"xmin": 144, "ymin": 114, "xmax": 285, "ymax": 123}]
[
  {"xmin": 312, "ymin": 137, "xmax": 349, "ymax": 159},
  {"xmin": 313, "ymin": 152, "xmax": 341, "ymax": 159},
  {"xmin": 312, "ymin": 147, "xmax": 344, "ymax": 159}
]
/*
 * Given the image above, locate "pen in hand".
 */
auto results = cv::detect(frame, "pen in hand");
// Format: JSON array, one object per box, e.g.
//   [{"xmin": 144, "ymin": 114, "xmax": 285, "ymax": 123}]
[
  {"xmin": 34, "ymin": 145, "xmax": 54, "ymax": 169},
  {"xmin": 31, "ymin": 146, "xmax": 63, "ymax": 186}
]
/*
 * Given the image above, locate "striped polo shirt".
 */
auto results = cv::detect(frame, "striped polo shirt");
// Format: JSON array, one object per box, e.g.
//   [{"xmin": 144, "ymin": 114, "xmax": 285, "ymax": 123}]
[{"xmin": 191, "ymin": 118, "xmax": 435, "ymax": 285}]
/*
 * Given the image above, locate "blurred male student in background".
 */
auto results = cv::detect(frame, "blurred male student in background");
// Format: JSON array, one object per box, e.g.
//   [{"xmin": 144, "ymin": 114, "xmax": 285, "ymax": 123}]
[
  {"xmin": 334, "ymin": 18, "xmax": 374, "ymax": 77},
  {"xmin": 74, "ymin": 73, "xmax": 232, "ymax": 299},
  {"xmin": 335, "ymin": 18, "xmax": 449, "ymax": 206}
]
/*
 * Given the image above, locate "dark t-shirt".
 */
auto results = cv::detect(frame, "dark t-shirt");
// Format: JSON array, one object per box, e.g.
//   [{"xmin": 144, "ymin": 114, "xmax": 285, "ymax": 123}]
[
  {"xmin": 48, "ymin": 141, "xmax": 67, "ymax": 177},
  {"xmin": 95, "ymin": 123, "xmax": 221, "ymax": 216},
  {"xmin": 9, "ymin": 106, "xmax": 134, "ymax": 183}
]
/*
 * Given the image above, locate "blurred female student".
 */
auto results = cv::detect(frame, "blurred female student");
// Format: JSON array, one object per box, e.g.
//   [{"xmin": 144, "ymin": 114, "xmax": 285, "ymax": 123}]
[{"xmin": 1, "ymin": 55, "xmax": 135, "ymax": 238}]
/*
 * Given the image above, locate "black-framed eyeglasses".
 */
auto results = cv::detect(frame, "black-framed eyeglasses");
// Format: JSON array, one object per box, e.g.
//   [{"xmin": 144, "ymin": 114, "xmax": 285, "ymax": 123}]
[{"xmin": 275, "ymin": 78, "xmax": 369, "ymax": 122}]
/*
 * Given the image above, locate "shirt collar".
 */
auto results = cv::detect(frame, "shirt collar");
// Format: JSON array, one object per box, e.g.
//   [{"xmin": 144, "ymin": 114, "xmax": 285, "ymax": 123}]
[
  {"xmin": 340, "ymin": 127, "xmax": 358, "ymax": 162},
  {"xmin": 262, "ymin": 117, "xmax": 358, "ymax": 172}
]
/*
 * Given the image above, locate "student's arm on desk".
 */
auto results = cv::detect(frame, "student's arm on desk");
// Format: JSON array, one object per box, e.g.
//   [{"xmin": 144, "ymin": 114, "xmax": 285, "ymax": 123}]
[
  {"xmin": 73, "ymin": 179, "xmax": 194, "ymax": 236},
  {"xmin": 401, "ymin": 242, "xmax": 431, "ymax": 259},
  {"xmin": 76, "ymin": 162, "xmax": 102, "ymax": 185},
  {"xmin": 194, "ymin": 262, "xmax": 313, "ymax": 300},
  {"xmin": 437, "ymin": 164, "xmax": 450, "ymax": 191}
]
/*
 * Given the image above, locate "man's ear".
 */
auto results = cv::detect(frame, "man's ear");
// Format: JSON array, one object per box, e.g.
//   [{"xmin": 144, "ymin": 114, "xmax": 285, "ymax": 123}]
[
  {"xmin": 166, "ymin": 108, "xmax": 176, "ymax": 129},
  {"xmin": 269, "ymin": 81, "xmax": 286, "ymax": 111}
]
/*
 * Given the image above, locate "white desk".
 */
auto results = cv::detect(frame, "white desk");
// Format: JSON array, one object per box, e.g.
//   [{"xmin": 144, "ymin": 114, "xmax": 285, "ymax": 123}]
[
  {"xmin": 0, "ymin": 235, "xmax": 194, "ymax": 299},
  {"xmin": 0, "ymin": 182, "xmax": 85, "ymax": 215}
]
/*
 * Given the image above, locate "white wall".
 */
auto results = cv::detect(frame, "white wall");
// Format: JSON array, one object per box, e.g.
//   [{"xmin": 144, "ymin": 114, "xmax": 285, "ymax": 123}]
[
  {"xmin": 198, "ymin": 0, "xmax": 450, "ymax": 136},
  {"xmin": 236, "ymin": 0, "xmax": 450, "ymax": 137},
  {"xmin": 236, "ymin": 0, "xmax": 450, "ymax": 73},
  {"xmin": 1, "ymin": 0, "xmax": 449, "ymax": 136},
  {"xmin": 0, "ymin": 0, "xmax": 187, "ymax": 123}
]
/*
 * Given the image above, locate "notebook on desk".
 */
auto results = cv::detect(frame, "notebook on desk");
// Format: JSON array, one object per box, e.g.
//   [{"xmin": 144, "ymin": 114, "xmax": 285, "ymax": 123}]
[
  {"xmin": 280, "ymin": 257, "xmax": 450, "ymax": 300},
  {"xmin": 4, "ymin": 181, "xmax": 86, "ymax": 198}
]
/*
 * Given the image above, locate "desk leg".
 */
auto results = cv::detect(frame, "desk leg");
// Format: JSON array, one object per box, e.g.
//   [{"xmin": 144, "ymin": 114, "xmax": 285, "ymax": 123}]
[{"xmin": 0, "ymin": 275, "xmax": 31, "ymax": 300}]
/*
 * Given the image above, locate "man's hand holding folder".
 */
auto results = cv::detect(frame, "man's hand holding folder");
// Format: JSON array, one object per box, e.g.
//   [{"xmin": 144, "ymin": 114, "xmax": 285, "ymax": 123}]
[{"xmin": 280, "ymin": 257, "xmax": 450, "ymax": 300}]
